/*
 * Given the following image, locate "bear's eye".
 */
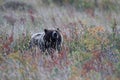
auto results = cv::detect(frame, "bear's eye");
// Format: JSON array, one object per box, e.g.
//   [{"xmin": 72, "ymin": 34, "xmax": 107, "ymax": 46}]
[{"xmin": 52, "ymin": 31, "xmax": 58, "ymax": 38}]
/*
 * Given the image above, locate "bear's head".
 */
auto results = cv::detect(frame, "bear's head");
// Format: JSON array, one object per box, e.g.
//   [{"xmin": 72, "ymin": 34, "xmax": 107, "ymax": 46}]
[{"xmin": 44, "ymin": 28, "xmax": 63, "ymax": 51}]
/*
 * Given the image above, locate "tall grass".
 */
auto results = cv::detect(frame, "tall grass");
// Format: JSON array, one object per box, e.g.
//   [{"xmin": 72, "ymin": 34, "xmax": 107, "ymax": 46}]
[{"xmin": 0, "ymin": 0, "xmax": 120, "ymax": 80}]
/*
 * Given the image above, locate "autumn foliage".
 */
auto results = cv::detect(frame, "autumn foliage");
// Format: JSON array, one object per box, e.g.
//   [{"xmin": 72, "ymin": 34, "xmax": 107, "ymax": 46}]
[{"xmin": 0, "ymin": 0, "xmax": 120, "ymax": 80}]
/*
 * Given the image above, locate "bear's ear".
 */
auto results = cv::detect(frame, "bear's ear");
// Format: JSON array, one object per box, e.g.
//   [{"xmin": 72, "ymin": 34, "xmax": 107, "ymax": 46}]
[
  {"xmin": 57, "ymin": 28, "xmax": 60, "ymax": 32},
  {"xmin": 44, "ymin": 29, "xmax": 48, "ymax": 33}
]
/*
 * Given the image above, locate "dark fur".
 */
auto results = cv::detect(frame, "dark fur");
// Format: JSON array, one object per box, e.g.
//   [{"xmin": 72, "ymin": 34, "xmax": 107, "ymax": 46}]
[{"xmin": 29, "ymin": 28, "xmax": 63, "ymax": 53}]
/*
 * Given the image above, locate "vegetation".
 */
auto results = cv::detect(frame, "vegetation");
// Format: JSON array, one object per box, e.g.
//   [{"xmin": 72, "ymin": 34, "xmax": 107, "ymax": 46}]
[
  {"xmin": 0, "ymin": 0, "xmax": 120, "ymax": 80},
  {"xmin": 43, "ymin": 0, "xmax": 120, "ymax": 11}
]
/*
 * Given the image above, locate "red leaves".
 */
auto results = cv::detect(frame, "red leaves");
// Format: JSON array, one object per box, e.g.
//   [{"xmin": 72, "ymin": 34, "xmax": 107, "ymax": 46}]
[
  {"xmin": 28, "ymin": 10, "xmax": 35, "ymax": 24},
  {"xmin": 3, "ymin": 42, "xmax": 10, "ymax": 51},
  {"xmin": 2, "ymin": 32, "xmax": 14, "ymax": 54},
  {"xmin": 82, "ymin": 60, "xmax": 95, "ymax": 74},
  {"xmin": 43, "ymin": 45, "xmax": 70, "ymax": 70},
  {"xmin": 81, "ymin": 49, "xmax": 114, "ymax": 77},
  {"xmin": 92, "ymin": 50, "xmax": 102, "ymax": 61},
  {"xmin": 85, "ymin": 8, "xmax": 94, "ymax": 17},
  {"xmin": 9, "ymin": 34, "xmax": 13, "ymax": 43}
]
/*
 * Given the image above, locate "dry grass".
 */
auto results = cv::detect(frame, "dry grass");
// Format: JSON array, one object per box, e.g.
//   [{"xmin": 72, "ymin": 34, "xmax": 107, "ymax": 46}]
[{"xmin": 0, "ymin": 0, "xmax": 120, "ymax": 80}]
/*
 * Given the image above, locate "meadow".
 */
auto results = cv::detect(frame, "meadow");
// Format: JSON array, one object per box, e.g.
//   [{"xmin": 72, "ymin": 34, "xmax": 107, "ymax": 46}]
[{"xmin": 0, "ymin": 0, "xmax": 120, "ymax": 80}]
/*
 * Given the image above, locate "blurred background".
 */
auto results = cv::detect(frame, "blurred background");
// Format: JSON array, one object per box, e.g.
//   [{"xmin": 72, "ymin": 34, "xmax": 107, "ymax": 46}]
[
  {"xmin": 0, "ymin": 0, "xmax": 120, "ymax": 80},
  {"xmin": 0, "ymin": 0, "xmax": 120, "ymax": 36}
]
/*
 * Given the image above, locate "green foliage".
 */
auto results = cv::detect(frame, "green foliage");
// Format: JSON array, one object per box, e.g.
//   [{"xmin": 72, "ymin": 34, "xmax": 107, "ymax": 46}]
[
  {"xmin": 13, "ymin": 33, "xmax": 30, "ymax": 52},
  {"xmin": 102, "ymin": 0, "xmax": 118, "ymax": 11},
  {"xmin": 43, "ymin": 0, "xmax": 120, "ymax": 11},
  {"xmin": 115, "ymin": 35, "xmax": 120, "ymax": 52},
  {"xmin": 108, "ymin": 19, "xmax": 120, "ymax": 52},
  {"xmin": 115, "ymin": 62, "xmax": 120, "ymax": 78},
  {"xmin": 74, "ymin": 0, "xmax": 95, "ymax": 10}
]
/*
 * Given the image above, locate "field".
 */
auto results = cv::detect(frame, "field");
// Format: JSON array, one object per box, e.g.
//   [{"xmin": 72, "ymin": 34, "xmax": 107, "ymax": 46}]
[{"xmin": 0, "ymin": 0, "xmax": 120, "ymax": 80}]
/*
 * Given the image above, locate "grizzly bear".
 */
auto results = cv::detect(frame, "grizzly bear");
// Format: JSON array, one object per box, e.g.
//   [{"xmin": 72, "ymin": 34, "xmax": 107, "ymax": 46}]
[{"xmin": 29, "ymin": 28, "xmax": 63, "ymax": 53}]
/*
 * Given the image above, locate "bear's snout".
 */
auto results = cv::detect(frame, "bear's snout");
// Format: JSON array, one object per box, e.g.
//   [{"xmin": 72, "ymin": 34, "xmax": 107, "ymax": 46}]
[{"xmin": 52, "ymin": 31, "xmax": 58, "ymax": 39}]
